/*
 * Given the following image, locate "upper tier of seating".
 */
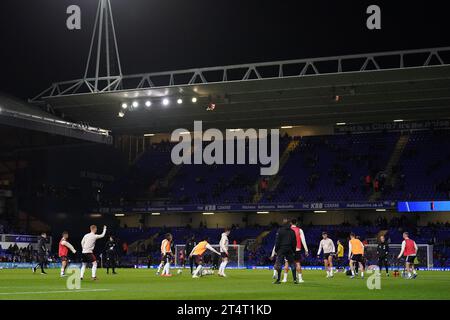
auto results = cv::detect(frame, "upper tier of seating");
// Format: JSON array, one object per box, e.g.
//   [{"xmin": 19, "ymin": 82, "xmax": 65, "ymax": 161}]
[
  {"xmin": 381, "ymin": 130, "xmax": 450, "ymax": 201},
  {"xmin": 261, "ymin": 132, "xmax": 399, "ymax": 202},
  {"xmin": 110, "ymin": 129, "xmax": 450, "ymax": 204}
]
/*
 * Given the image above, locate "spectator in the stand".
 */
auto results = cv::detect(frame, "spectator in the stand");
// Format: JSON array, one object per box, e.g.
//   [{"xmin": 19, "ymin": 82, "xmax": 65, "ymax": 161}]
[
  {"xmin": 122, "ymin": 242, "xmax": 128, "ymax": 255},
  {"xmin": 373, "ymin": 179, "xmax": 380, "ymax": 192},
  {"xmin": 260, "ymin": 178, "xmax": 269, "ymax": 192}
]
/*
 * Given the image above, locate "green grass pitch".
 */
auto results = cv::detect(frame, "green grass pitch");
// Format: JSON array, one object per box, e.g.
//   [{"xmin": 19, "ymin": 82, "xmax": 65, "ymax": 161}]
[{"xmin": 0, "ymin": 268, "xmax": 449, "ymax": 300}]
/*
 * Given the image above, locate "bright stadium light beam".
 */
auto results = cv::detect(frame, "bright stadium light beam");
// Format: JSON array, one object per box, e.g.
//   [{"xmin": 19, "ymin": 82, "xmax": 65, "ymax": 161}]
[
  {"xmin": 115, "ymin": 213, "xmax": 125, "ymax": 217},
  {"xmin": 145, "ymin": 101, "xmax": 152, "ymax": 107},
  {"xmin": 177, "ymin": 98, "xmax": 183, "ymax": 105},
  {"xmin": 314, "ymin": 210, "xmax": 327, "ymax": 213},
  {"xmin": 257, "ymin": 211, "xmax": 269, "ymax": 214},
  {"xmin": 394, "ymin": 119, "xmax": 404, "ymax": 122},
  {"xmin": 203, "ymin": 212, "xmax": 215, "ymax": 215},
  {"xmin": 162, "ymin": 98, "xmax": 170, "ymax": 106},
  {"xmin": 151, "ymin": 212, "xmax": 161, "ymax": 216},
  {"xmin": 191, "ymin": 97, "xmax": 198, "ymax": 103},
  {"xmin": 132, "ymin": 101, "xmax": 139, "ymax": 108},
  {"xmin": 121, "ymin": 103, "xmax": 128, "ymax": 109},
  {"xmin": 118, "ymin": 111, "xmax": 125, "ymax": 118}
]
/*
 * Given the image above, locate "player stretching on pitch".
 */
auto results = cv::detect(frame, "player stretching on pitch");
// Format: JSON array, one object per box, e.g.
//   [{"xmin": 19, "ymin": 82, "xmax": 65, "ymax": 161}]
[
  {"xmin": 157, "ymin": 233, "xmax": 173, "ymax": 277},
  {"xmin": 397, "ymin": 232, "xmax": 418, "ymax": 279},
  {"xmin": 317, "ymin": 232, "xmax": 335, "ymax": 278},
  {"xmin": 80, "ymin": 225, "xmax": 107, "ymax": 280},
  {"xmin": 58, "ymin": 231, "xmax": 77, "ymax": 277},
  {"xmin": 348, "ymin": 232, "xmax": 365, "ymax": 279},
  {"xmin": 189, "ymin": 237, "xmax": 221, "ymax": 278},
  {"xmin": 218, "ymin": 228, "xmax": 231, "ymax": 277}
]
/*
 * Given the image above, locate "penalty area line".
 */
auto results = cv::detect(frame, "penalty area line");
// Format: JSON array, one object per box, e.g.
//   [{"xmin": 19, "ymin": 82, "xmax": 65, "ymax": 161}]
[{"xmin": 0, "ymin": 289, "xmax": 112, "ymax": 295}]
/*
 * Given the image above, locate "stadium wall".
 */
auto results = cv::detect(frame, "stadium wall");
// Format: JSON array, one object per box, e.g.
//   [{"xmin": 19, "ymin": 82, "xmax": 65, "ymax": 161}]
[{"xmin": 116, "ymin": 211, "xmax": 449, "ymax": 228}]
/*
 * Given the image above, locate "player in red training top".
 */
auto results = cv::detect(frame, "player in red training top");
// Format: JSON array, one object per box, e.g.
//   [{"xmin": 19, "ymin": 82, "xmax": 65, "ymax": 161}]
[
  {"xmin": 59, "ymin": 231, "xmax": 77, "ymax": 277},
  {"xmin": 287, "ymin": 219, "xmax": 308, "ymax": 282},
  {"xmin": 397, "ymin": 232, "xmax": 418, "ymax": 279}
]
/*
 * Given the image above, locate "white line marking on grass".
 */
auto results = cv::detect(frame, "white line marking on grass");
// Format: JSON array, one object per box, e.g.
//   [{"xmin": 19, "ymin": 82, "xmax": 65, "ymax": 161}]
[{"xmin": 0, "ymin": 289, "xmax": 112, "ymax": 295}]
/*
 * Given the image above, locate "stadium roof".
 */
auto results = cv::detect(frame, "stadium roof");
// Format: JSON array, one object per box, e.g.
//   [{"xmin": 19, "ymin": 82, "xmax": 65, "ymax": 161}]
[
  {"xmin": 0, "ymin": 93, "xmax": 112, "ymax": 144},
  {"xmin": 32, "ymin": 47, "xmax": 450, "ymax": 134}
]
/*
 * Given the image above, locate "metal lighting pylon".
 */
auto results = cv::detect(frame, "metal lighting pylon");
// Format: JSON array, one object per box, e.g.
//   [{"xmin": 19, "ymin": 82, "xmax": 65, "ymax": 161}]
[{"xmin": 84, "ymin": 0, "xmax": 123, "ymax": 93}]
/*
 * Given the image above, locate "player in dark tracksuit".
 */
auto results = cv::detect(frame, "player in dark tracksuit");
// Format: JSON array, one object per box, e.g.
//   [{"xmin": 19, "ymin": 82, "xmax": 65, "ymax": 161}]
[
  {"xmin": 377, "ymin": 235, "xmax": 390, "ymax": 276},
  {"xmin": 33, "ymin": 232, "xmax": 48, "ymax": 274},
  {"xmin": 105, "ymin": 236, "xmax": 119, "ymax": 274},
  {"xmin": 271, "ymin": 219, "xmax": 298, "ymax": 284},
  {"xmin": 184, "ymin": 235, "xmax": 196, "ymax": 274}
]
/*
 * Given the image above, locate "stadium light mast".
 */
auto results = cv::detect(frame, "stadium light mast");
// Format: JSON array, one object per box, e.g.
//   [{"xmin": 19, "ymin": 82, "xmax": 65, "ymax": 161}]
[{"xmin": 84, "ymin": 0, "xmax": 123, "ymax": 92}]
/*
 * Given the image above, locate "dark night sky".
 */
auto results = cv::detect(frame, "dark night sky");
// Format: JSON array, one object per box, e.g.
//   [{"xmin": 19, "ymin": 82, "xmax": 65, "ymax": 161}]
[{"xmin": 0, "ymin": 0, "xmax": 448, "ymax": 99}]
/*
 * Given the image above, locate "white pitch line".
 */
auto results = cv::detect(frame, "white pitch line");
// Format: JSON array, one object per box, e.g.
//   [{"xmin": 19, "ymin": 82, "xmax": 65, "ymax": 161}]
[{"xmin": 0, "ymin": 289, "xmax": 112, "ymax": 295}]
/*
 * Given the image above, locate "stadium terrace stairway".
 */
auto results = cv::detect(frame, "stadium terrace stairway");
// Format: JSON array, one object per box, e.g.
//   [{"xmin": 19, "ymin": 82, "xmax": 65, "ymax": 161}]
[
  {"xmin": 157, "ymin": 143, "xmax": 196, "ymax": 191},
  {"xmin": 253, "ymin": 138, "xmax": 300, "ymax": 203},
  {"xmin": 168, "ymin": 138, "xmax": 284, "ymax": 204},
  {"xmin": 370, "ymin": 134, "xmax": 410, "ymax": 201},
  {"xmin": 259, "ymin": 132, "xmax": 399, "ymax": 203},
  {"xmin": 158, "ymin": 164, "xmax": 183, "ymax": 190},
  {"xmin": 380, "ymin": 129, "xmax": 450, "ymax": 201},
  {"xmin": 108, "ymin": 141, "xmax": 175, "ymax": 201},
  {"xmin": 247, "ymin": 230, "xmax": 273, "ymax": 252}
]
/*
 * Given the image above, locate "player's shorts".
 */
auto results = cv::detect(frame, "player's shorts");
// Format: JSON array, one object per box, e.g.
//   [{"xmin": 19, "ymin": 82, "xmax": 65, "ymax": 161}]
[
  {"xmin": 162, "ymin": 253, "xmax": 172, "ymax": 263},
  {"xmin": 192, "ymin": 255, "xmax": 203, "ymax": 265},
  {"xmin": 323, "ymin": 253, "xmax": 333, "ymax": 260},
  {"xmin": 351, "ymin": 254, "xmax": 363, "ymax": 263},
  {"xmin": 82, "ymin": 253, "xmax": 97, "ymax": 263},
  {"xmin": 59, "ymin": 256, "xmax": 68, "ymax": 262},
  {"xmin": 405, "ymin": 255, "xmax": 416, "ymax": 263},
  {"xmin": 220, "ymin": 252, "xmax": 229, "ymax": 258},
  {"xmin": 275, "ymin": 248, "xmax": 295, "ymax": 267},
  {"xmin": 293, "ymin": 251, "xmax": 303, "ymax": 263}
]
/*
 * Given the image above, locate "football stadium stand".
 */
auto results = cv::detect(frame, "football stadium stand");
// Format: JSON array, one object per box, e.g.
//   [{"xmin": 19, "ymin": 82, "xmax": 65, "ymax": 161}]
[{"xmin": 105, "ymin": 129, "xmax": 450, "ymax": 206}]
